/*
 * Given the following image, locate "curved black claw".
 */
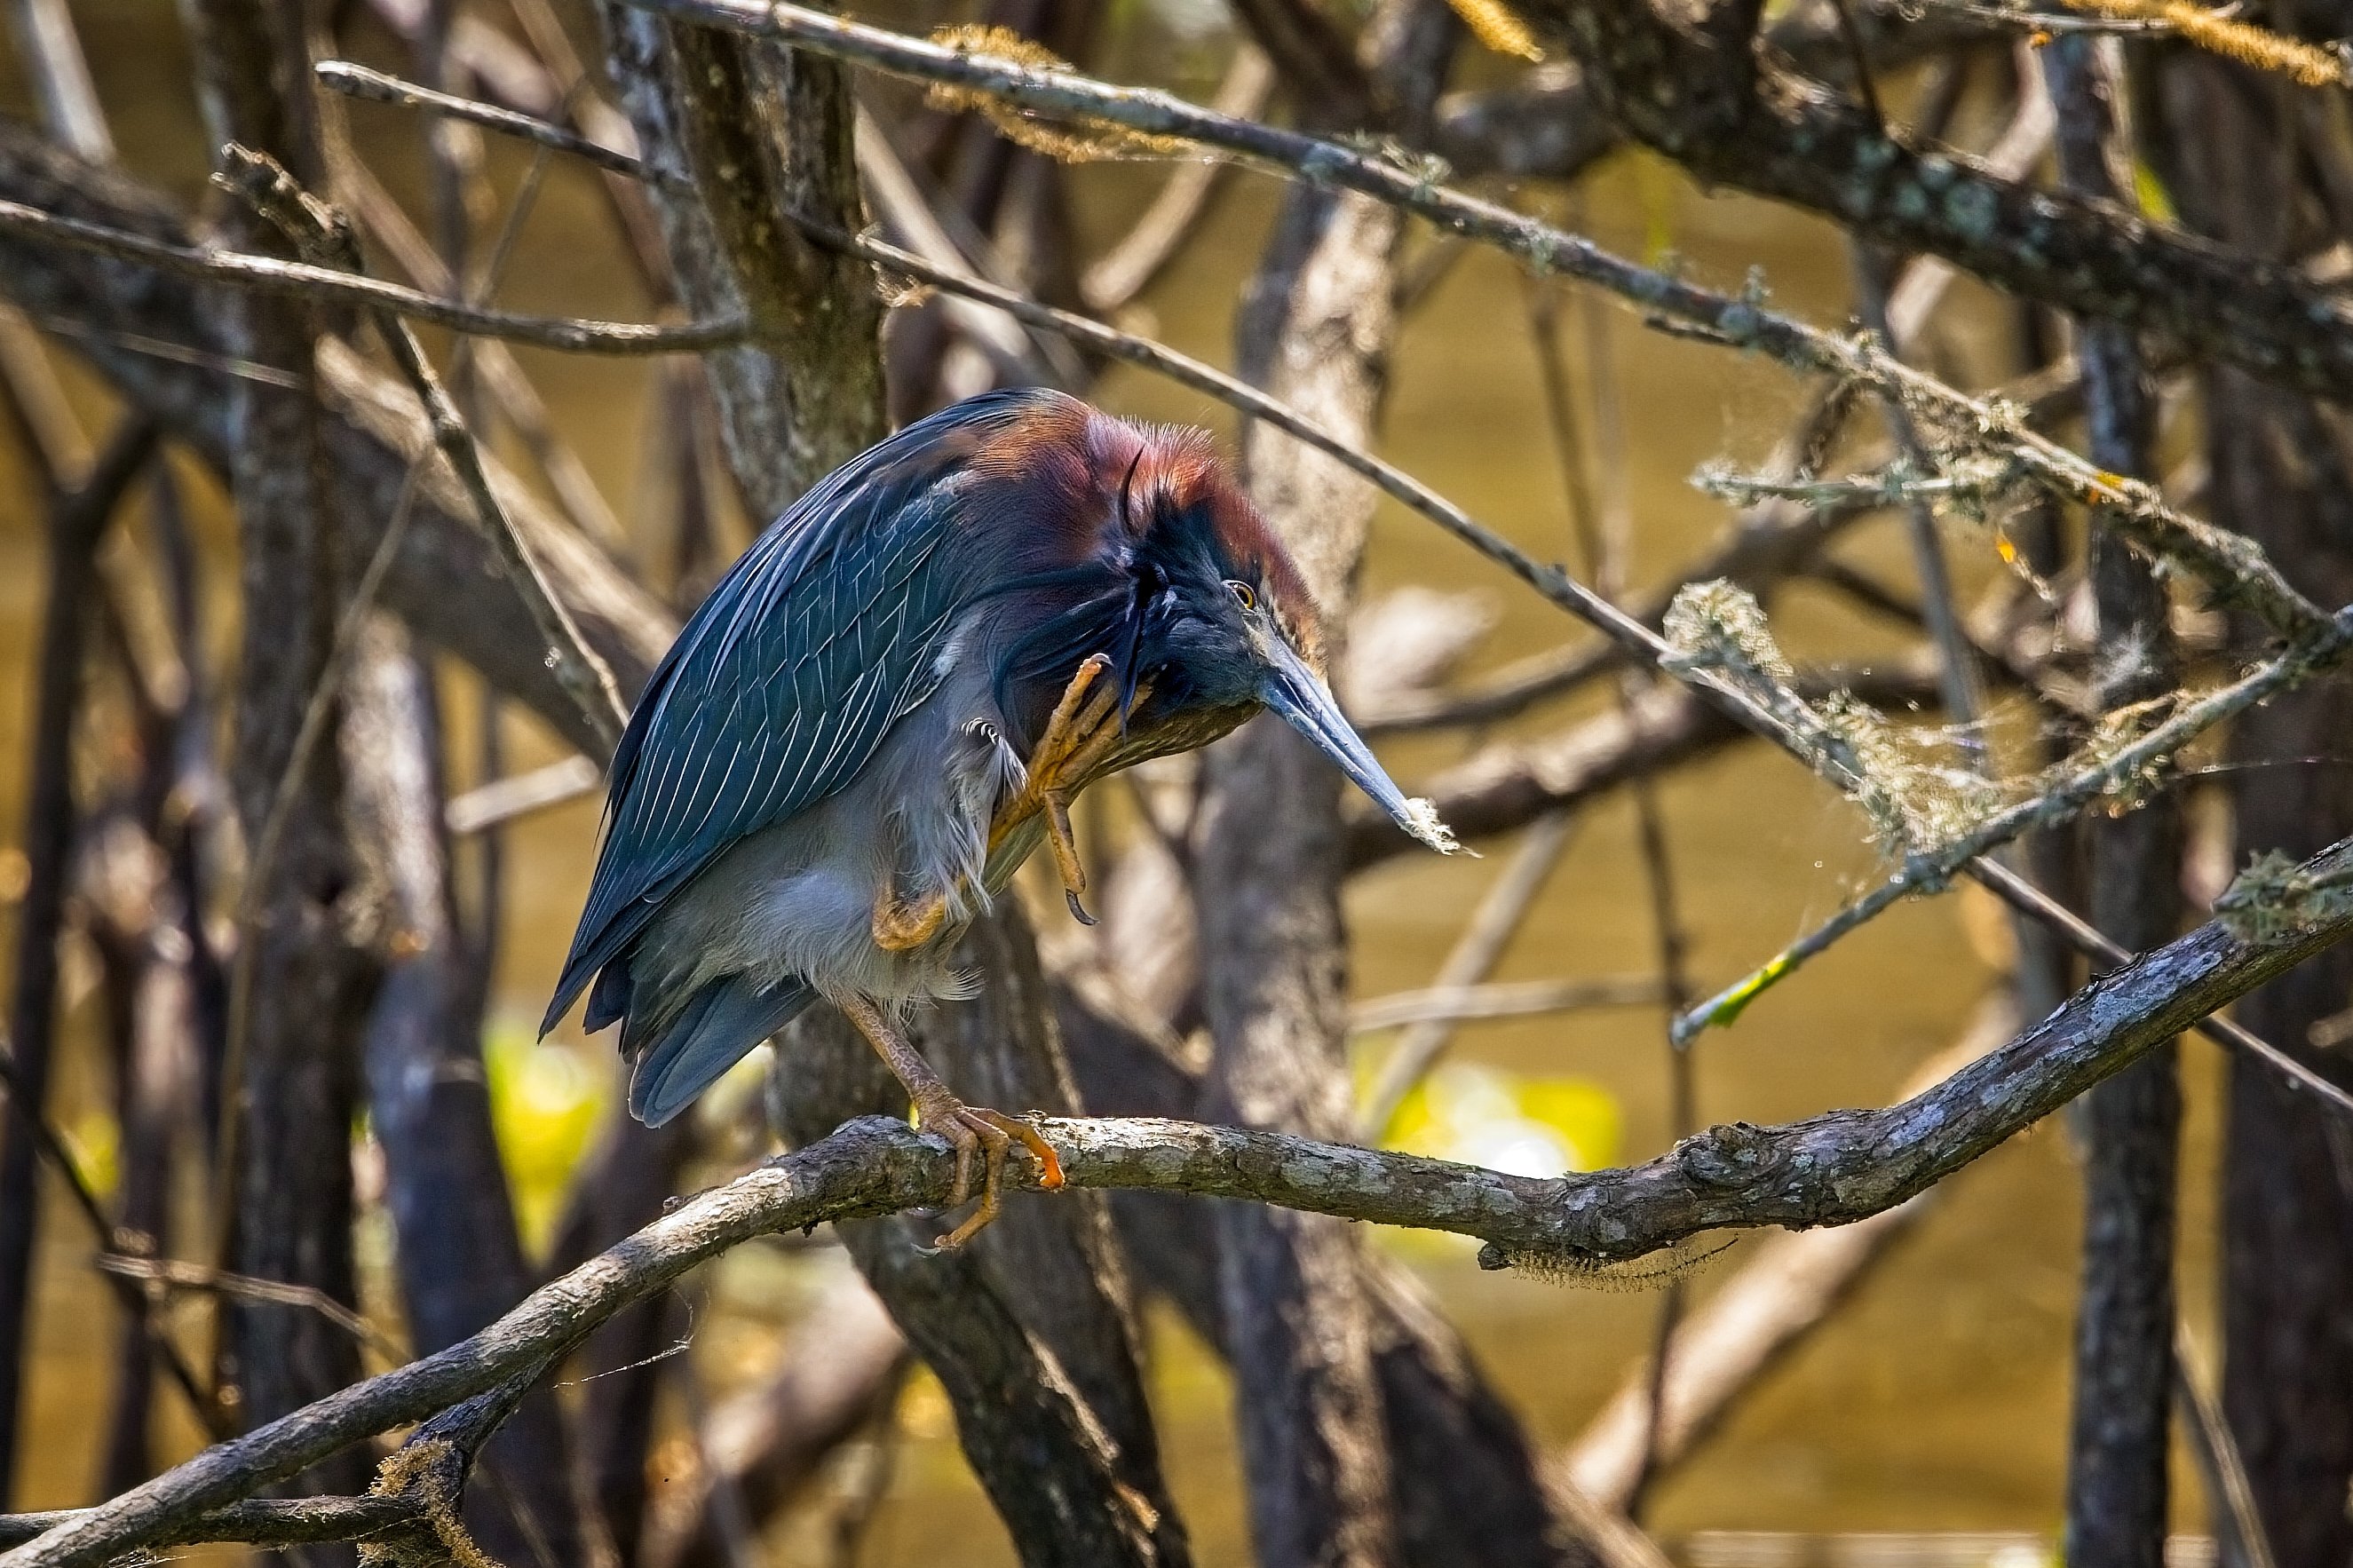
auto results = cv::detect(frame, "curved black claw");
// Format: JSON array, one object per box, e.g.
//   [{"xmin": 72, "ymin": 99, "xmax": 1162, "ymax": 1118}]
[{"xmin": 1066, "ymin": 888, "xmax": 1097, "ymax": 926}]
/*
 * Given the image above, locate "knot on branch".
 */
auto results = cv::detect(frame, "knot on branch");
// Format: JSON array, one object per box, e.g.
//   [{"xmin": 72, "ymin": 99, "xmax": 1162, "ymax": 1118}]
[
  {"xmin": 2215, "ymin": 849, "xmax": 2353, "ymax": 941},
  {"xmin": 1660, "ymin": 578, "xmax": 1794, "ymax": 687},
  {"xmin": 361, "ymin": 1439, "xmax": 498, "ymax": 1568},
  {"xmin": 1675, "ymin": 1121, "xmax": 1783, "ymax": 1188},
  {"xmin": 210, "ymin": 143, "xmax": 357, "ymax": 269}
]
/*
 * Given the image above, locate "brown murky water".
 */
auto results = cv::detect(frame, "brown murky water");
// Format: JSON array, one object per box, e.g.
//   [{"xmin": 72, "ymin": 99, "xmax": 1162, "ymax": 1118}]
[{"xmin": 0, "ymin": 5, "xmax": 2226, "ymax": 1561}]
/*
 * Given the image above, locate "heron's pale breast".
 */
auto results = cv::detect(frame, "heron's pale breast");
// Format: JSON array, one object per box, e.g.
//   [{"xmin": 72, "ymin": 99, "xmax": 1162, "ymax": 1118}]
[{"xmin": 630, "ymin": 649, "xmax": 1021, "ymax": 1012}]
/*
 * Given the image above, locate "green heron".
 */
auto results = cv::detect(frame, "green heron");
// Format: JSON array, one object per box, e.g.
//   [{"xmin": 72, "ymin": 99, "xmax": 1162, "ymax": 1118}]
[{"xmin": 544, "ymin": 387, "xmax": 1455, "ymax": 1245}]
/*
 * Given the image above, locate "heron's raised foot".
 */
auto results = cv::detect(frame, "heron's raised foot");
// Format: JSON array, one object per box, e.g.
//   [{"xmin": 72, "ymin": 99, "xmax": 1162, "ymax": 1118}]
[
  {"xmin": 1020, "ymin": 654, "xmax": 1154, "ymax": 925},
  {"xmin": 869, "ymin": 655, "xmax": 1151, "ymax": 949},
  {"xmin": 840, "ymin": 994, "xmax": 1063, "ymax": 1250},
  {"xmin": 871, "ymin": 889, "xmax": 947, "ymax": 951}
]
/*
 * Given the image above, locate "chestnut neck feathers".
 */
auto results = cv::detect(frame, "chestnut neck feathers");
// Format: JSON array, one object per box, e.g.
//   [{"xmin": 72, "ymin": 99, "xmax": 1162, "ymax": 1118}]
[{"xmin": 960, "ymin": 394, "xmax": 1325, "ymax": 750}]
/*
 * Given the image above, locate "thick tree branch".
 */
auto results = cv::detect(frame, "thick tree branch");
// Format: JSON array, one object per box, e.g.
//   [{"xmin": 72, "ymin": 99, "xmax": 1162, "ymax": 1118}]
[
  {"xmin": 12, "ymin": 825, "xmax": 2353, "ymax": 1568},
  {"xmin": 601, "ymin": 0, "xmax": 886, "ymax": 520},
  {"xmin": 1517, "ymin": 0, "xmax": 2353, "ymax": 405}
]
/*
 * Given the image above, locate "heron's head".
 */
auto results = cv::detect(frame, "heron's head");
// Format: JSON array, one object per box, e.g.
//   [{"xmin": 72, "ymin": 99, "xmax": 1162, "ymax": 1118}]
[{"xmin": 985, "ymin": 407, "xmax": 1456, "ymax": 855}]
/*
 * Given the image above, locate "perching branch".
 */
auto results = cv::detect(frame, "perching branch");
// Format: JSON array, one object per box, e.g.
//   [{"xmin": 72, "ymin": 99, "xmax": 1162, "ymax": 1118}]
[{"xmin": 12, "ymin": 826, "xmax": 2353, "ymax": 1568}]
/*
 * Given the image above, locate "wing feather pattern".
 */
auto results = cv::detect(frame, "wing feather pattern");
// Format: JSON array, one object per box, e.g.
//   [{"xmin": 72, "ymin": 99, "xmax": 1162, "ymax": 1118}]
[{"xmin": 542, "ymin": 390, "xmax": 1057, "ymax": 1034}]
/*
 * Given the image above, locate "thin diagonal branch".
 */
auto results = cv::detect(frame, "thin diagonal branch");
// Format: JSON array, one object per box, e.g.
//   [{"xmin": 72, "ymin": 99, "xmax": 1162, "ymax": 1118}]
[
  {"xmin": 217, "ymin": 144, "xmax": 626, "ymax": 754},
  {"xmin": 317, "ymin": 59, "xmax": 689, "ymax": 186},
  {"xmin": 0, "ymin": 195, "xmax": 745, "ymax": 354}
]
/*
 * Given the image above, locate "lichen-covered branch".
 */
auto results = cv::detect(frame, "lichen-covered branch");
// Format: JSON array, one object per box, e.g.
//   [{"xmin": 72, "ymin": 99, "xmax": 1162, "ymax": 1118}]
[
  {"xmin": 1670, "ymin": 595, "xmax": 2353, "ymax": 1041},
  {"xmin": 1514, "ymin": 0, "xmax": 2353, "ymax": 407}
]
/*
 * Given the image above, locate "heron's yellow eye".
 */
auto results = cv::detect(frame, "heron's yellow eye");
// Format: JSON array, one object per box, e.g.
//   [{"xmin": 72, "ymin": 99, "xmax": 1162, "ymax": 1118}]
[{"xmin": 1227, "ymin": 580, "xmax": 1256, "ymax": 611}]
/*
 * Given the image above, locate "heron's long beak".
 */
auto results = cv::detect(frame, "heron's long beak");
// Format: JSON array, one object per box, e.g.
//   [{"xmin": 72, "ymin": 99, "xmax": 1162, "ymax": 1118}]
[{"xmin": 1259, "ymin": 640, "xmax": 1459, "ymax": 854}]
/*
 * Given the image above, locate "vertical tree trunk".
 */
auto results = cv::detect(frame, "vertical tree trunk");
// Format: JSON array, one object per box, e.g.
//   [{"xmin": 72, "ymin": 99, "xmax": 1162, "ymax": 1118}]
[
  {"xmin": 767, "ymin": 909, "xmax": 1191, "ymax": 1568},
  {"xmin": 342, "ymin": 615, "xmax": 600, "ymax": 1568},
  {"xmin": 1192, "ymin": 8, "xmax": 1454, "ymax": 1564},
  {"xmin": 599, "ymin": 0, "xmax": 886, "ymax": 521},
  {"xmin": 2155, "ymin": 51, "xmax": 2353, "ymax": 1568},
  {"xmin": 0, "ymin": 422, "xmax": 149, "ymax": 1501},
  {"xmin": 176, "ymin": 0, "xmax": 375, "ymax": 1530},
  {"xmin": 2046, "ymin": 35, "xmax": 2181, "ymax": 1568}
]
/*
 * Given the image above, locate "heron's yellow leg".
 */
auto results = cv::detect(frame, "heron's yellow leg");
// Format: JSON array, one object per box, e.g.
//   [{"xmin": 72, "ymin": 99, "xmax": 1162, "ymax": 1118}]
[{"xmin": 838, "ymin": 994, "xmax": 1062, "ymax": 1250}]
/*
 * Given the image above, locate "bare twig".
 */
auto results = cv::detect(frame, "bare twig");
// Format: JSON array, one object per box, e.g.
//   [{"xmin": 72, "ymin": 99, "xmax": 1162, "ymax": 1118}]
[
  {"xmin": 0, "ymin": 196, "xmax": 746, "ymax": 353},
  {"xmin": 327, "ymin": 147, "xmax": 632, "ymax": 552},
  {"xmin": 445, "ymin": 756, "xmax": 603, "ymax": 835},
  {"xmin": 94, "ymin": 1255, "xmax": 408, "ymax": 1365},
  {"xmin": 317, "ymin": 59, "xmax": 687, "ymax": 186},
  {"xmin": 0, "ymin": 1032, "xmax": 221, "ymax": 1437},
  {"xmin": 850, "ymin": 107, "xmax": 1070, "ymax": 387},
  {"xmin": 1854, "ymin": 249, "xmax": 1991, "ymax": 750},
  {"xmin": 1348, "ymin": 975, "xmax": 1669, "ymax": 1033},
  {"xmin": 2173, "ymin": 1322, "xmax": 2278, "ymax": 1568}
]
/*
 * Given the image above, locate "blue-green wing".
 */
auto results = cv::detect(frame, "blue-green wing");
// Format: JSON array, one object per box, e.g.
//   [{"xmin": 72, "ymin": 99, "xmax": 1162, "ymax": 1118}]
[{"xmin": 543, "ymin": 391, "xmax": 1049, "ymax": 1031}]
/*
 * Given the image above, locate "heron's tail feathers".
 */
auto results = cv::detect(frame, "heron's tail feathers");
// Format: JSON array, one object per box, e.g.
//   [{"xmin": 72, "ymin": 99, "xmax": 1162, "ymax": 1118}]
[{"xmin": 624, "ymin": 975, "xmax": 815, "ymax": 1127}]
